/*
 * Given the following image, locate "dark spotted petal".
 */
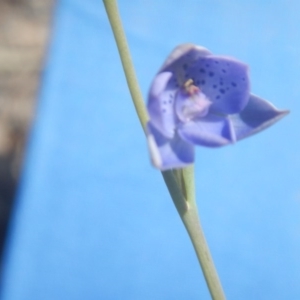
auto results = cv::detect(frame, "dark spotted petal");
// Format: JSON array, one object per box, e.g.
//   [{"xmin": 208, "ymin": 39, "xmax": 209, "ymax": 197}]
[
  {"xmin": 159, "ymin": 44, "xmax": 211, "ymax": 86},
  {"xmin": 230, "ymin": 94, "xmax": 289, "ymax": 140},
  {"xmin": 147, "ymin": 122, "xmax": 194, "ymax": 170},
  {"xmin": 147, "ymin": 72, "xmax": 177, "ymax": 138},
  {"xmin": 186, "ymin": 56, "xmax": 250, "ymax": 114},
  {"xmin": 178, "ymin": 114, "xmax": 236, "ymax": 147}
]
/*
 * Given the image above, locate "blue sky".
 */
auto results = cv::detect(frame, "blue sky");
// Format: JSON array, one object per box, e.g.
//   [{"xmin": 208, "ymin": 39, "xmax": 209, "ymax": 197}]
[{"xmin": 1, "ymin": 0, "xmax": 300, "ymax": 299}]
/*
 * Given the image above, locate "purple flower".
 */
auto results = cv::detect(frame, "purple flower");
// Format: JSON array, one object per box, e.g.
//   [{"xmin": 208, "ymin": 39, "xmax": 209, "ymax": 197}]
[{"xmin": 146, "ymin": 44, "xmax": 289, "ymax": 170}]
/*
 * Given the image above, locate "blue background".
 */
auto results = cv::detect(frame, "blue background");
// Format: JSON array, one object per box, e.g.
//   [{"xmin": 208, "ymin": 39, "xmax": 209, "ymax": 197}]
[{"xmin": 1, "ymin": 0, "xmax": 299, "ymax": 299}]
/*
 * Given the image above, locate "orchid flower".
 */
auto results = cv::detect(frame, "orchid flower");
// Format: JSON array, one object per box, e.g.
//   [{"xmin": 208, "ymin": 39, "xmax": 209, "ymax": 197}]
[{"xmin": 147, "ymin": 44, "xmax": 288, "ymax": 170}]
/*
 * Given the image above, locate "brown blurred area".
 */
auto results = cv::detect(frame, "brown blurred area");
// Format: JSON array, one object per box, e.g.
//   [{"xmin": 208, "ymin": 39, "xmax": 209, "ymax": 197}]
[{"xmin": 0, "ymin": 0, "xmax": 54, "ymax": 255}]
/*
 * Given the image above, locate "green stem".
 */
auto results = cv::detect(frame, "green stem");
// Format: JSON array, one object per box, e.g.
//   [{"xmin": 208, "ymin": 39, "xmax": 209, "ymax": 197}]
[
  {"xmin": 103, "ymin": 0, "xmax": 148, "ymax": 131},
  {"xmin": 103, "ymin": 0, "xmax": 226, "ymax": 299},
  {"xmin": 157, "ymin": 167, "xmax": 227, "ymax": 300},
  {"xmin": 169, "ymin": 166, "xmax": 226, "ymax": 300}
]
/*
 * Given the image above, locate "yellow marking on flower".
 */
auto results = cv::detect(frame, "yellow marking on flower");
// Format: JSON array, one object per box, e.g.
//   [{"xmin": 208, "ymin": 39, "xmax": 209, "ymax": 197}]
[{"xmin": 184, "ymin": 79, "xmax": 200, "ymax": 97}]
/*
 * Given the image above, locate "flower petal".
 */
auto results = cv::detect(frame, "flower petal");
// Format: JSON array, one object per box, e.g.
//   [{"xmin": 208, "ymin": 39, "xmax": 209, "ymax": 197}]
[
  {"xmin": 230, "ymin": 94, "xmax": 289, "ymax": 140},
  {"xmin": 184, "ymin": 56, "xmax": 250, "ymax": 114},
  {"xmin": 147, "ymin": 122, "xmax": 194, "ymax": 170},
  {"xmin": 147, "ymin": 72, "xmax": 177, "ymax": 138},
  {"xmin": 178, "ymin": 114, "xmax": 236, "ymax": 147},
  {"xmin": 159, "ymin": 44, "xmax": 211, "ymax": 86},
  {"xmin": 175, "ymin": 89, "xmax": 212, "ymax": 122}
]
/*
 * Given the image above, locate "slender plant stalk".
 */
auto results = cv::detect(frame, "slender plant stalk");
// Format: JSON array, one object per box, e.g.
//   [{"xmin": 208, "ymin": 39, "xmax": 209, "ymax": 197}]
[
  {"xmin": 103, "ymin": 0, "xmax": 148, "ymax": 130},
  {"xmin": 103, "ymin": 0, "xmax": 226, "ymax": 299}
]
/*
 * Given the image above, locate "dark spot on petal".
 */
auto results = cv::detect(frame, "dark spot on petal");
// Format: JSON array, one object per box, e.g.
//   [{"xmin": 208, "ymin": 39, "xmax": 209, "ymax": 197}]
[
  {"xmin": 216, "ymin": 95, "xmax": 221, "ymax": 100},
  {"xmin": 242, "ymin": 77, "xmax": 245, "ymax": 81},
  {"xmin": 199, "ymin": 68, "xmax": 206, "ymax": 73},
  {"xmin": 162, "ymin": 109, "xmax": 166, "ymax": 113},
  {"xmin": 220, "ymin": 81, "xmax": 224, "ymax": 86},
  {"xmin": 169, "ymin": 100, "xmax": 172, "ymax": 104},
  {"xmin": 163, "ymin": 101, "xmax": 167, "ymax": 104},
  {"xmin": 175, "ymin": 83, "xmax": 179, "ymax": 88},
  {"xmin": 231, "ymin": 82, "xmax": 237, "ymax": 87},
  {"xmin": 206, "ymin": 64, "xmax": 210, "ymax": 67},
  {"xmin": 213, "ymin": 84, "xmax": 217, "ymax": 89},
  {"xmin": 209, "ymin": 72, "xmax": 214, "ymax": 77},
  {"xmin": 201, "ymin": 80, "xmax": 205, "ymax": 85},
  {"xmin": 219, "ymin": 88, "xmax": 225, "ymax": 94},
  {"xmin": 185, "ymin": 73, "xmax": 189, "ymax": 78},
  {"xmin": 196, "ymin": 80, "xmax": 200, "ymax": 85},
  {"xmin": 183, "ymin": 63, "xmax": 188, "ymax": 70},
  {"xmin": 215, "ymin": 61, "xmax": 219, "ymax": 64},
  {"xmin": 222, "ymin": 69, "xmax": 226, "ymax": 73},
  {"xmin": 226, "ymin": 62, "xmax": 230, "ymax": 66}
]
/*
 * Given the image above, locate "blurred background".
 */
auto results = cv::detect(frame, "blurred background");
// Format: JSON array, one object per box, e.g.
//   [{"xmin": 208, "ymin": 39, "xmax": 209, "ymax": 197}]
[
  {"xmin": 0, "ymin": 0, "xmax": 53, "ymax": 259},
  {"xmin": 0, "ymin": 0, "xmax": 299, "ymax": 299}
]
